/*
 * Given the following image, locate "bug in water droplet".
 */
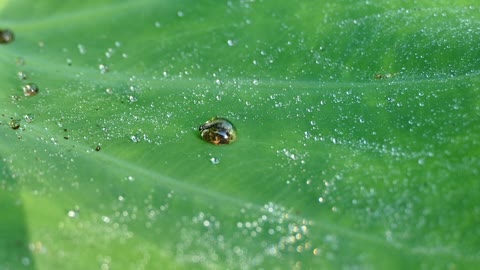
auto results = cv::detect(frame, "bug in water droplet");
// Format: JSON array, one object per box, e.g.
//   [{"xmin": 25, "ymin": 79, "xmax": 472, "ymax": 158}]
[
  {"xmin": 199, "ymin": 117, "xmax": 237, "ymax": 145},
  {"xmin": 23, "ymin": 83, "xmax": 39, "ymax": 96},
  {"xmin": 0, "ymin": 29, "xmax": 14, "ymax": 44}
]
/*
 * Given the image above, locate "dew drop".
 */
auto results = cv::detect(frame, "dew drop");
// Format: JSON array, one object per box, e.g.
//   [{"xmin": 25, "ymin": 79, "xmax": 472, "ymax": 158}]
[
  {"xmin": 210, "ymin": 157, "xmax": 220, "ymax": 164},
  {"xmin": 227, "ymin": 39, "xmax": 235, "ymax": 46},
  {"xmin": 130, "ymin": 135, "xmax": 140, "ymax": 143},
  {"xmin": 99, "ymin": 64, "xmax": 109, "ymax": 74},
  {"xmin": 23, "ymin": 83, "xmax": 39, "ymax": 96},
  {"xmin": 0, "ymin": 29, "xmax": 14, "ymax": 44},
  {"xmin": 17, "ymin": 71, "xmax": 27, "ymax": 80},
  {"xmin": 199, "ymin": 117, "xmax": 237, "ymax": 145},
  {"xmin": 128, "ymin": 95, "xmax": 137, "ymax": 103},
  {"xmin": 23, "ymin": 114, "xmax": 34, "ymax": 123},
  {"xmin": 67, "ymin": 210, "xmax": 78, "ymax": 218},
  {"xmin": 9, "ymin": 119, "xmax": 20, "ymax": 130},
  {"xmin": 77, "ymin": 44, "xmax": 86, "ymax": 54}
]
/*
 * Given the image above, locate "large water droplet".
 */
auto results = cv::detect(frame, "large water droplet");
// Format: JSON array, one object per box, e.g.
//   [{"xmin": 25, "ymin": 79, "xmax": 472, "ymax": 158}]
[{"xmin": 199, "ymin": 117, "xmax": 237, "ymax": 145}]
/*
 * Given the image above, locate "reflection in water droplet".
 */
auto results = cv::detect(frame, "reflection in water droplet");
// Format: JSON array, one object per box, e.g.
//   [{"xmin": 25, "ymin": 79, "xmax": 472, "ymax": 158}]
[
  {"xmin": 0, "ymin": 29, "xmax": 14, "ymax": 44},
  {"xmin": 23, "ymin": 83, "xmax": 39, "ymax": 96},
  {"xmin": 199, "ymin": 117, "xmax": 237, "ymax": 145}
]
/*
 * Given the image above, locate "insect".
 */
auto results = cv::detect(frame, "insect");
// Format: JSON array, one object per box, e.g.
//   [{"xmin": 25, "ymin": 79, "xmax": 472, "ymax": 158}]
[{"xmin": 199, "ymin": 117, "xmax": 237, "ymax": 145}]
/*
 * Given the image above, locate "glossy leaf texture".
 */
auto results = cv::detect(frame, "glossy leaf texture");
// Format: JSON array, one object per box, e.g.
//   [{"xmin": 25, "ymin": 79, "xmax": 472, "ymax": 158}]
[{"xmin": 1, "ymin": 0, "xmax": 479, "ymax": 269}]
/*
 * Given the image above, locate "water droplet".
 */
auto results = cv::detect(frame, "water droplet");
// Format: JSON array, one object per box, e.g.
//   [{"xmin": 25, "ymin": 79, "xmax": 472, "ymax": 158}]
[
  {"xmin": 127, "ymin": 95, "xmax": 137, "ymax": 103},
  {"xmin": 227, "ymin": 39, "xmax": 235, "ymax": 46},
  {"xmin": 23, "ymin": 83, "xmax": 39, "ymax": 96},
  {"xmin": 101, "ymin": 216, "xmax": 111, "ymax": 223},
  {"xmin": 99, "ymin": 64, "xmax": 109, "ymax": 74},
  {"xmin": 105, "ymin": 88, "xmax": 113, "ymax": 94},
  {"xmin": 17, "ymin": 71, "xmax": 27, "ymax": 80},
  {"xmin": 67, "ymin": 210, "xmax": 78, "ymax": 218},
  {"xmin": 9, "ymin": 119, "xmax": 20, "ymax": 130},
  {"xmin": 199, "ymin": 117, "xmax": 237, "ymax": 145},
  {"xmin": 95, "ymin": 145, "xmax": 101, "ymax": 151},
  {"xmin": 0, "ymin": 29, "xmax": 14, "ymax": 44},
  {"xmin": 154, "ymin": 21, "xmax": 161, "ymax": 28},
  {"xmin": 177, "ymin": 11, "xmax": 184, "ymax": 17},
  {"xmin": 77, "ymin": 44, "xmax": 86, "ymax": 54},
  {"xmin": 23, "ymin": 114, "xmax": 34, "ymax": 123},
  {"xmin": 130, "ymin": 135, "xmax": 140, "ymax": 143},
  {"xmin": 210, "ymin": 157, "xmax": 220, "ymax": 164}
]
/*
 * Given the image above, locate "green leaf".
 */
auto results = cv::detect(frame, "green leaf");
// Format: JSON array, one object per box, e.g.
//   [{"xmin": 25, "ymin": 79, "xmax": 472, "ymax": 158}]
[{"xmin": 1, "ymin": 0, "xmax": 479, "ymax": 269}]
